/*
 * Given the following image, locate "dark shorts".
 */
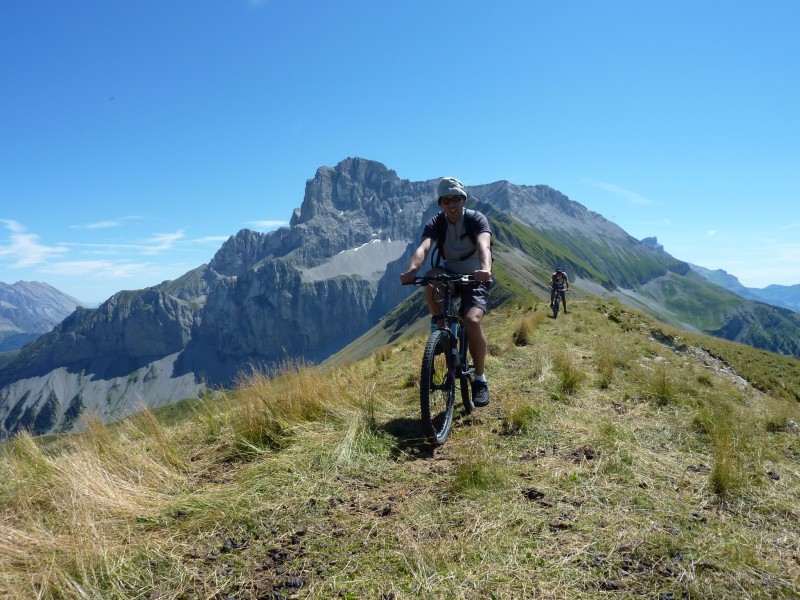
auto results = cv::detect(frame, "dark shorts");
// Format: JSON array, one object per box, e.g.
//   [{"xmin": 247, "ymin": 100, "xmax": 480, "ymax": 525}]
[
  {"xmin": 425, "ymin": 267, "xmax": 491, "ymax": 315},
  {"xmin": 457, "ymin": 280, "xmax": 492, "ymax": 315}
]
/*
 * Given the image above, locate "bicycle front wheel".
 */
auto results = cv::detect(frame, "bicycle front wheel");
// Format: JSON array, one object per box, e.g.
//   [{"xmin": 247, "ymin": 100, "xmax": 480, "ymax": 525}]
[{"xmin": 420, "ymin": 329, "xmax": 456, "ymax": 445}]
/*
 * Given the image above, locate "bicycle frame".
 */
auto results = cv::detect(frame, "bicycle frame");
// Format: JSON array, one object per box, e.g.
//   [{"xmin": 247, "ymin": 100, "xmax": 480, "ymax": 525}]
[{"xmin": 423, "ymin": 274, "xmax": 474, "ymax": 380}]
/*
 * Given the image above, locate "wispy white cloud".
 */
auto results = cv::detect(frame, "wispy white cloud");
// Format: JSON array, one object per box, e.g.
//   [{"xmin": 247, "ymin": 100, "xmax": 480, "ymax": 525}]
[
  {"xmin": 706, "ymin": 230, "xmax": 716, "ymax": 237},
  {"xmin": 140, "ymin": 231, "xmax": 185, "ymax": 255},
  {"xmin": 62, "ymin": 230, "xmax": 187, "ymax": 255},
  {"xmin": 778, "ymin": 222, "xmax": 800, "ymax": 231},
  {"xmin": 248, "ymin": 220, "xmax": 289, "ymax": 230},
  {"xmin": 38, "ymin": 260, "xmax": 153, "ymax": 278},
  {"xmin": 193, "ymin": 235, "xmax": 230, "ymax": 244},
  {"xmin": 0, "ymin": 219, "xmax": 69, "ymax": 268},
  {"xmin": 583, "ymin": 179, "xmax": 655, "ymax": 205},
  {"xmin": 70, "ymin": 216, "xmax": 143, "ymax": 230}
]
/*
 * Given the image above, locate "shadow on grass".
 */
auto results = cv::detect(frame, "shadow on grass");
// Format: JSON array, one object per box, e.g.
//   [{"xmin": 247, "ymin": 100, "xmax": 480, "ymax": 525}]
[
  {"xmin": 381, "ymin": 416, "xmax": 436, "ymax": 460},
  {"xmin": 382, "ymin": 411, "xmax": 477, "ymax": 460}
]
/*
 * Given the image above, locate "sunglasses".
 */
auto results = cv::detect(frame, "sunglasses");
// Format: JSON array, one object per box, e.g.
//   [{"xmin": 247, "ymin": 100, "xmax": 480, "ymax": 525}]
[{"xmin": 440, "ymin": 195, "xmax": 465, "ymax": 205}]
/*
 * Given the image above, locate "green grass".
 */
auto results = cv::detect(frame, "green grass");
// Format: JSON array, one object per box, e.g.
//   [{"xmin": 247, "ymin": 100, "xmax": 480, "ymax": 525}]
[{"xmin": 1, "ymin": 299, "xmax": 799, "ymax": 599}]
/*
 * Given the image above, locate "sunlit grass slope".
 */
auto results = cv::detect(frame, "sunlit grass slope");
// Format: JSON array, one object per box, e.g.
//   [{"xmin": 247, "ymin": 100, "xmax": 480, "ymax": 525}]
[{"xmin": 2, "ymin": 298, "xmax": 799, "ymax": 599}]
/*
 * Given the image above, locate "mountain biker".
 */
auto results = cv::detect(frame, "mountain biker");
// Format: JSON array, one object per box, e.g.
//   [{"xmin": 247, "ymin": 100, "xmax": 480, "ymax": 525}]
[
  {"xmin": 550, "ymin": 267, "xmax": 570, "ymax": 314},
  {"xmin": 399, "ymin": 176, "xmax": 493, "ymax": 407}
]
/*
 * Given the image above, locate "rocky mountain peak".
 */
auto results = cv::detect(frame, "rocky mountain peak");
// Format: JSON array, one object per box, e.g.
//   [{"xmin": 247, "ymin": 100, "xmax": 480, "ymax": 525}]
[
  {"xmin": 641, "ymin": 237, "xmax": 664, "ymax": 251},
  {"xmin": 209, "ymin": 229, "xmax": 270, "ymax": 277},
  {"xmin": 291, "ymin": 158, "xmax": 394, "ymax": 224}
]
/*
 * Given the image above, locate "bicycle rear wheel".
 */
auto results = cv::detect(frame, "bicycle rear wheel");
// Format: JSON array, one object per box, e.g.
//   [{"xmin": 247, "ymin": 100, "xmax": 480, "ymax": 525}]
[
  {"xmin": 420, "ymin": 329, "xmax": 456, "ymax": 445},
  {"xmin": 459, "ymin": 373, "xmax": 473, "ymax": 414}
]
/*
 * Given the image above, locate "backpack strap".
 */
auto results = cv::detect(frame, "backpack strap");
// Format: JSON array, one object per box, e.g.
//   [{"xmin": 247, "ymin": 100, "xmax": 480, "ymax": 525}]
[
  {"xmin": 430, "ymin": 213, "xmax": 447, "ymax": 268},
  {"xmin": 461, "ymin": 209, "xmax": 477, "ymax": 244},
  {"xmin": 463, "ymin": 209, "xmax": 494, "ymax": 262}
]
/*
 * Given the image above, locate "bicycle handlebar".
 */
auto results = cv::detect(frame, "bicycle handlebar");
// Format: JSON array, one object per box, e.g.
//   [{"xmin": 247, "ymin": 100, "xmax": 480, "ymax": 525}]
[{"xmin": 403, "ymin": 273, "xmax": 479, "ymax": 286}]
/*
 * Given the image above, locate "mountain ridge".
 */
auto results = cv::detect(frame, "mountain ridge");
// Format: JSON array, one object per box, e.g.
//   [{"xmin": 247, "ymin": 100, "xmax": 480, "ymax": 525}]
[
  {"xmin": 2, "ymin": 157, "xmax": 799, "ymax": 438},
  {"xmin": 0, "ymin": 280, "xmax": 85, "ymax": 352},
  {"xmin": 690, "ymin": 263, "xmax": 800, "ymax": 312}
]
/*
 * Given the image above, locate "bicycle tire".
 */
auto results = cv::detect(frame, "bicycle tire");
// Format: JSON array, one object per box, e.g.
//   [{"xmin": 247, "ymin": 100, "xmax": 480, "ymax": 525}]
[
  {"xmin": 553, "ymin": 294, "xmax": 560, "ymax": 319},
  {"xmin": 458, "ymin": 326, "xmax": 474, "ymax": 414},
  {"xmin": 420, "ymin": 329, "xmax": 456, "ymax": 445}
]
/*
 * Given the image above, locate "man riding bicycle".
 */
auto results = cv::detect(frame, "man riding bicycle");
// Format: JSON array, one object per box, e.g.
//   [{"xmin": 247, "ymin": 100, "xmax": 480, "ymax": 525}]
[
  {"xmin": 399, "ymin": 176, "xmax": 493, "ymax": 407},
  {"xmin": 550, "ymin": 267, "xmax": 570, "ymax": 314}
]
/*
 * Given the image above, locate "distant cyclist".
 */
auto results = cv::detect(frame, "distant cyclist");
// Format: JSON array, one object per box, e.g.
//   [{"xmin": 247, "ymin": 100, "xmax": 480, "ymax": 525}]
[
  {"xmin": 399, "ymin": 176, "xmax": 493, "ymax": 407},
  {"xmin": 550, "ymin": 267, "xmax": 570, "ymax": 314}
]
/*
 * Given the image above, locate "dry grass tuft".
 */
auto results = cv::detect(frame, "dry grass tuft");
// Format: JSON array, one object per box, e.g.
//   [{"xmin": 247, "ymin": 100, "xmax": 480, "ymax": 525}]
[
  {"xmin": 0, "ymin": 416, "xmax": 186, "ymax": 597},
  {"xmin": 230, "ymin": 362, "xmax": 341, "ymax": 454},
  {"xmin": 553, "ymin": 349, "xmax": 586, "ymax": 396},
  {"xmin": 501, "ymin": 389, "xmax": 545, "ymax": 436},
  {"xmin": 642, "ymin": 363, "xmax": 680, "ymax": 406},
  {"xmin": 512, "ymin": 309, "xmax": 547, "ymax": 346}
]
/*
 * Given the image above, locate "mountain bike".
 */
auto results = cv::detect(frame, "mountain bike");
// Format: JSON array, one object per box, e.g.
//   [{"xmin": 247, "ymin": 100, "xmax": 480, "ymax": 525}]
[
  {"xmin": 552, "ymin": 286, "xmax": 567, "ymax": 319},
  {"xmin": 405, "ymin": 273, "xmax": 477, "ymax": 444}
]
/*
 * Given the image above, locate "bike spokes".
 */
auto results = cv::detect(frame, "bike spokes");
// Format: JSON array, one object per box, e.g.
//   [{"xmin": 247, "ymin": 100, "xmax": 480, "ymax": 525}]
[{"xmin": 420, "ymin": 330, "xmax": 455, "ymax": 444}]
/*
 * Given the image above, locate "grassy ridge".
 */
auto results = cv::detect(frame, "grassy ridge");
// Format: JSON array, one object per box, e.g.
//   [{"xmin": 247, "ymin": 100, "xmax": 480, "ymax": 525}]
[{"xmin": 1, "ymin": 299, "xmax": 799, "ymax": 599}]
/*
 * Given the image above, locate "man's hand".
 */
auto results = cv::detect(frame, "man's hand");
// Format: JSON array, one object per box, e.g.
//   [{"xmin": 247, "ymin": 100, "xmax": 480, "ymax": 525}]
[
  {"xmin": 399, "ymin": 269, "xmax": 418, "ymax": 285},
  {"xmin": 473, "ymin": 269, "xmax": 492, "ymax": 283}
]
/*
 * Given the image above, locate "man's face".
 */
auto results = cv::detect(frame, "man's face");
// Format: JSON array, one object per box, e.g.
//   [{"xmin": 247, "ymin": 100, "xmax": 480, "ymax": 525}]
[{"xmin": 439, "ymin": 195, "xmax": 465, "ymax": 223}]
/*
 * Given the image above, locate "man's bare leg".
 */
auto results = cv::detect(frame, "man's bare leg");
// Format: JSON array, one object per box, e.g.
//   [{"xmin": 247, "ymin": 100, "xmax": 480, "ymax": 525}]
[
  {"xmin": 464, "ymin": 306, "xmax": 487, "ymax": 376},
  {"xmin": 423, "ymin": 269, "xmax": 447, "ymax": 328}
]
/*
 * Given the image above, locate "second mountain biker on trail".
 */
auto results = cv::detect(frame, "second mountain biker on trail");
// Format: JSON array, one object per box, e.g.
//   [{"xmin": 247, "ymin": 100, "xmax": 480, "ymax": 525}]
[
  {"xmin": 399, "ymin": 176, "xmax": 494, "ymax": 407},
  {"xmin": 550, "ymin": 267, "xmax": 570, "ymax": 314}
]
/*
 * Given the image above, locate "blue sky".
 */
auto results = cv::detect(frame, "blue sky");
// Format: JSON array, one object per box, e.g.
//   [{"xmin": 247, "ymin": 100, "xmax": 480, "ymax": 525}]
[{"xmin": 2, "ymin": 0, "xmax": 798, "ymax": 304}]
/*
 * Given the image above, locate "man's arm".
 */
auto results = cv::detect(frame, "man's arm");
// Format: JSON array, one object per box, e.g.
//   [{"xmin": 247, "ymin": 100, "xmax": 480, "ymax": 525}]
[
  {"xmin": 399, "ymin": 237, "xmax": 433, "ymax": 284},
  {"xmin": 473, "ymin": 232, "xmax": 492, "ymax": 283}
]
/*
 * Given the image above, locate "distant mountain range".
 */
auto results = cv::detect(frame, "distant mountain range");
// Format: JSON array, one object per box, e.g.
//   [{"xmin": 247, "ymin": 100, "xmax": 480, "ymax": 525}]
[
  {"xmin": 0, "ymin": 281, "xmax": 84, "ymax": 353},
  {"xmin": 2, "ymin": 157, "xmax": 800, "ymax": 439},
  {"xmin": 688, "ymin": 263, "xmax": 800, "ymax": 313}
]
